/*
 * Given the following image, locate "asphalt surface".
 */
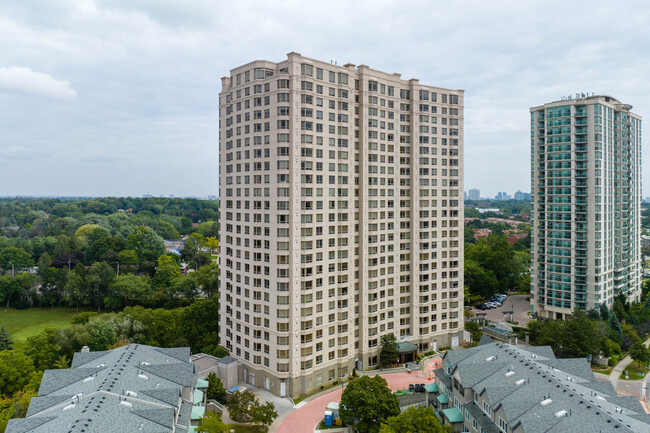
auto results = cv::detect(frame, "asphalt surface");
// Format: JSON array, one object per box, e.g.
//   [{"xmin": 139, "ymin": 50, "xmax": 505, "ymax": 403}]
[{"xmin": 472, "ymin": 294, "xmax": 533, "ymax": 326}]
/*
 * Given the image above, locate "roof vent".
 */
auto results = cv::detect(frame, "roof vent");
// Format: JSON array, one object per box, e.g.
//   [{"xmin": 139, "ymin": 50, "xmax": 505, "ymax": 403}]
[
  {"xmin": 125, "ymin": 391, "xmax": 137, "ymax": 397},
  {"xmin": 516, "ymin": 379, "xmax": 526, "ymax": 386},
  {"xmin": 138, "ymin": 373, "xmax": 148, "ymax": 380},
  {"xmin": 120, "ymin": 401, "xmax": 133, "ymax": 407},
  {"xmin": 505, "ymin": 371, "xmax": 515, "ymax": 377},
  {"xmin": 540, "ymin": 398, "xmax": 553, "ymax": 406},
  {"xmin": 554, "ymin": 410, "xmax": 568, "ymax": 418},
  {"xmin": 140, "ymin": 361, "xmax": 150, "ymax": 366},
  {"xmin": 83, "ymin": 377, "xmax": 95, "ymax": 383},
  {"xmin": 63, "ymin": 404, "xmax": 76, "ymax": 412},
  {"xmin": 486, "ymin": 356, "xmax": 495, "ymax": 362}
]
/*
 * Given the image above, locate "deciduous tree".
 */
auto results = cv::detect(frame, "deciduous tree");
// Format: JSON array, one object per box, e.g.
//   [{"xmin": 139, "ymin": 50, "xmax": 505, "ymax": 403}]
[
  {"xmin": 379, "ymin": 406, "xmax": 451, "ymax": 433},
  {"xmin": 340, "ymin": 375, "xmax": 400, "ymax": 433}
]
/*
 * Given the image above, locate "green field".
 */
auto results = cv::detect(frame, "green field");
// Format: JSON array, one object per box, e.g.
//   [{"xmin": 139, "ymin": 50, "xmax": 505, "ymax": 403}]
[{"xmin": 0, "ymin": 307, "xmax": 80, "ymax": 342}]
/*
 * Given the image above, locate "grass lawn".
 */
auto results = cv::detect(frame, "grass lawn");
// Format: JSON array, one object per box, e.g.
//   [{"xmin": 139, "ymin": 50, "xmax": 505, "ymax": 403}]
[
  {"xmin": 0, "ymin": 307, "xmax": 80, "ymax": 342},
  {"xmin": 591, "ymin": 364, "xmax": 613, "ymax": 375},
  {"xmin": 293, "ymin": 382, "xmax": 343, "ymax": 405},
  {"xmin": 620, "ymin": 363, "xmax": 650, "ymax": 380}
]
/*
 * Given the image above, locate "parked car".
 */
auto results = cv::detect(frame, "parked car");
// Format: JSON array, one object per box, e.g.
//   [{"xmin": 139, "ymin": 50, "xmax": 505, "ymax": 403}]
[{"xmin": 477, "ymin": 304, "xmax": 488, "ymax": 310}]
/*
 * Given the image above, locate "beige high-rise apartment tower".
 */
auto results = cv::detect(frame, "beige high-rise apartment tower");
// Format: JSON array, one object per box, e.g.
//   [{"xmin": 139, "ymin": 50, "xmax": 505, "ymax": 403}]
[{"xmin": 218, "ymin": 52, "xmax": 464, "ymax": 398}]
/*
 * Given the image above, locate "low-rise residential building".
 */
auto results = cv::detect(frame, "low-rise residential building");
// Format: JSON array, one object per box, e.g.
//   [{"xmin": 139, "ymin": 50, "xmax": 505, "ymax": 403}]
[
  {"xmin": 6, "ymin": 344, "xmax": 205, "ymax": 433},
  {"xmin": 431, "ymin": 337, "xmax": 650, "ymax": 432},
  {"xmin": 506, "ymin": 233, "xmax": 528, "ymax": 246}
]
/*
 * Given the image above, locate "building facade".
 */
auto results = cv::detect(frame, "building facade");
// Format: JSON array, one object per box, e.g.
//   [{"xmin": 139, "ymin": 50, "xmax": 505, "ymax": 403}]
[
  {"xmin": 6, "ymin": 344, "xmax": 203, "ymax": 433},
  {"xmin": 530, "ymin": 95, "xmax": 642, "ymax": 319},
  {"xmin": 431, "ymin": 337, "xmax": 650, "ymax": 433},
  {"xmin": 218, "ymin": 52, "xmax": 465, "ymax": 397}
]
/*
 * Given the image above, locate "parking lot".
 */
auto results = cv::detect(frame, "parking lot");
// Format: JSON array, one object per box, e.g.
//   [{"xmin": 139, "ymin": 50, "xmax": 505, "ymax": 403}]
[{"xmin": 472, "ymin": 294, "xmax": 533, "ymax": 326}]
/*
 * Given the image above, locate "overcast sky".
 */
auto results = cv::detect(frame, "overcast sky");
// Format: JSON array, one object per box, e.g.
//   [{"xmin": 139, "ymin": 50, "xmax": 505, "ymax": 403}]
[{"xmin": 1, "ymin": 0, "xmax": 649, "ymax": 198}]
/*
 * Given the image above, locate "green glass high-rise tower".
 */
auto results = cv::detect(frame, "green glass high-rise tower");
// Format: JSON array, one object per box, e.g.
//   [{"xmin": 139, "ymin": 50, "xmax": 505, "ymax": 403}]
[{"xmin": 530, "ymin": 95, "xmax": 642, "ymax": 319}]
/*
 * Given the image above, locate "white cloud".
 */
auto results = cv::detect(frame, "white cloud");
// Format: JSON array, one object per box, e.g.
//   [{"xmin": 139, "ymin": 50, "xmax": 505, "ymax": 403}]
[
  {"xmin": 1, "ymin": 145, "xmax": 38, "ymax": 160},
  {"xmin": 0, "ymin": 66, "xmax": 77, "ymax": 100}
]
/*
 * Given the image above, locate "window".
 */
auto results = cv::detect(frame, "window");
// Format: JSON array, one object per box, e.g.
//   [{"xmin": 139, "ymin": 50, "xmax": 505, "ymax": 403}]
[
  {"xmin": 498, "ymin": 417, "xmax": 508, "ymax": 433},
  {"xmin": 482, "ymin": 401, "xmax": 491, "ymax": 416}
]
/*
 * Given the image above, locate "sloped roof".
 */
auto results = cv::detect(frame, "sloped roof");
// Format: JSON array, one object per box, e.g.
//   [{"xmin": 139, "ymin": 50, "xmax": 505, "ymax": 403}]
[{"xmin": 6, "ymin": 344, "xmax": 198, "ymax": 433}]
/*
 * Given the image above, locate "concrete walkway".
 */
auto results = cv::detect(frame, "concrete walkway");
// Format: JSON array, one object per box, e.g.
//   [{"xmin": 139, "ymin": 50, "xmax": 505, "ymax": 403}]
[{"xmin": 609, "ymin": 336, "xmax": 650, "ymax": 394}]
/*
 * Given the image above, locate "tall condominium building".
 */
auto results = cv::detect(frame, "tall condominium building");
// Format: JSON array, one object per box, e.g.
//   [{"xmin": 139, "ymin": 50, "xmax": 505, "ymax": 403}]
[
  {"xmin": 218, "ymin": 52, "xmax": 464, "ymax": 397},
  {"xmin": 468, "ymin": 188, "xmax": 480, "ymax": 201},
  {"xmin": 530, "ymin": 95, "xmax": 642, "ymax": 320}
]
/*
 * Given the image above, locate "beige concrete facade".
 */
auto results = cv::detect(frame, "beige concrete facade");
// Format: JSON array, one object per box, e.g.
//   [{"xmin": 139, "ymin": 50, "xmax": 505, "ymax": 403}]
[
  {"xmin": 530, "ymin": 95, "xmax": 642, "ymax": 319},
  {"xmin": 218, "ymin": 52, "xmax": 464, "ymax": 397}
]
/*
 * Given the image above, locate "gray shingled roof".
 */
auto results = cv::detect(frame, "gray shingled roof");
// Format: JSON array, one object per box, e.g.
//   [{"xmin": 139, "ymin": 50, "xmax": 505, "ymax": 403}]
[
  {"xmin": 438, "ymin": 342, "xmax": 650, "ymax": 433},
  {"xmin": 6, "ymin": 344, "xmax": 199, "ymax": 433}
]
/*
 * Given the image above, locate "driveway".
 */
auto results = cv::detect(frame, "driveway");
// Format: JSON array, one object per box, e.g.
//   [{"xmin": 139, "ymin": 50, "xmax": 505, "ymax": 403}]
[
  {"xmin": 472, "ymin": 294, "xmax": 532, "ymax": 326},
  {"xmin": 274, "ymin": 370, "xmax": 437, "ymax": 433}
]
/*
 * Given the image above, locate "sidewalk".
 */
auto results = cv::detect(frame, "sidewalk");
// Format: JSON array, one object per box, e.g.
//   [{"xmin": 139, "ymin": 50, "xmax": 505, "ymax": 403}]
[{"xmin": 609, "ymin": 336, "xmax": 650, "ymax": 391}]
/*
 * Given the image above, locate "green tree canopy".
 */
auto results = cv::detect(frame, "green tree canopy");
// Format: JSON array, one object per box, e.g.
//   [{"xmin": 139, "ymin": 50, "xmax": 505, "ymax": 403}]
[
  {"xmin": 0, "ymin": 351, "xmax": 37, "ymax": 396},
  {"xmin": 0, "ymin": 326, "xmax": 13, "ymax": 351},
  {"xmin": 228, "ymin": 389, "xmax": 256, "ymax": 421},
  {"xmin": 629, "ymin": 341, "xmax": 650, "ymax": 367},
  {"xmin": 206, "ymin": 371, "xmax": 225, "ymax": 401},
  {"xmin": 152, "ymin": 255, "xmax": 181, "ymax": 291},
  {"xmin": 196, "ymin": 412, "xmax": 229, "ymax": 433},
  {"xmin": 250, "ymin": 400, "xmax": 278, "ymax": 427},
  {"xmin": 0, "ymin": 247, "xmax": 34, "ymax": 272},
  {"xmin": 379, "ymin": 406, "xmax": 451, "ymax": 433},
  {"xmin": 340, "ymin": 375, "xmax": 400, "ymax": 433},
  {"xmin": 126, "ymin": 225, "xmax": 165, "ymax": 263},
  {"xmin": 379, "ymin": 333, "xmax": 398, "ymax": 367}
]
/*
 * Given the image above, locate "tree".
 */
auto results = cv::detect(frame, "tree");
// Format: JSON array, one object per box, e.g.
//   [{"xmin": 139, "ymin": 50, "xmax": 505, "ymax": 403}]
[
  {"xmin": 206, "ymin": 371, "xmax": 225, "ymax": 401},
  {"xmin": 196, "ymin": 411, "xmax": 229, "ymax": 433},
  {"xmin": 126, "ymin": 226, "xmax": 165, "ymax": 263},
  {"xmin": 379, "ymin": 406, "xmax": 451, "ymax": 433},
  {"xmin": 194, "ymin": 262, "xmax": 219, "ymax": 298},
  {"xmin": 465, "ymin": 321, "xmax": 482, "ymax": 345},
  {"xmin": 180, "ymin": 298, "xmax": 219, "ymax": 352},
  {"xmin": 205, "ymin": 237, "xmax": 219, "ymax": 252},
  {"xmin": 558, "ymin": 309, "xmax": 600, "ymax": 358},
  {"xmin": 152, "ymin": 255, "xmax": 180, "ymax": 290},
  {"xmin": 464, "ymin": 259, "xmax": 499, "ymax": 299},
  {"xmin": 629, "ymin": 341, "xmax": 649, "ymax": 368},
  {"xmin": 609, "ymin": 312, "xmax": 624, "ymax": 342},
  {"xmin": 89, "ymin": 321, "xmax": 117, "ymax": 351},
  {"xmin": 0, "ymin": 327, "xmax": 12, "ymax": 351},
  {"xmin": 228, "ymin": 389, "xmax": 257, "ymax": 421},
  {"xmin": 105, "ymin": 274, "xmax": 152, "ymax": 310},
  {"xmin": 379, "ymin": 333, "xmax": 398, "ymax": 367},
  {"xmin": 0, "ymin": 247, "xmax": 34, "ymax": 273},
  {"xmin": 250, "ymin": 400, "xmax": 278, "ymax": 428},
  {"xmin": 0, "ymin": 351, "xmax": 36, "ymax": 396},
  {"xmin": 85, "ymin": 261, "xmax": 116, "ymax": 310},
  {"xmin": 340, "ymin": 375, "xmax": 400, "ymax": 433}
]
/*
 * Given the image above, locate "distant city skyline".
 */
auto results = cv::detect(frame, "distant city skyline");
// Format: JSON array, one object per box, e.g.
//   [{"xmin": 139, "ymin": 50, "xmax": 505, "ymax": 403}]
[{"xmin": 0, "ymin": 2, "xmax": 649, "ymax": 197}]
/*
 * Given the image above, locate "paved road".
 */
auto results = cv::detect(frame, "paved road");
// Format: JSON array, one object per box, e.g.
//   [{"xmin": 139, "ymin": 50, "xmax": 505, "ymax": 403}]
[
  {"xmin": 273, "ymin": 369, "xmax": 437, "ymax": 433},
  {"xmin": 472, "ymin": 294, "xmax": 532, "ymax": 326},
  {"xmin": 609, "ymin": 337, "xmax": 650, "ymax": 398}
]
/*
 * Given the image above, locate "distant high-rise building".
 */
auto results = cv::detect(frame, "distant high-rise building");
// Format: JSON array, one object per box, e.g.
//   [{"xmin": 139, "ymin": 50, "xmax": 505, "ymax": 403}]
[
  {"xmin": 468, "ymin": 189, "xmax": 480, "ymax": 201},
  {"xmin": 514, "ymin": 190, "xmax": 524, "ymax": 200},
  {"xmin": 495, "ymin": 192, "xmax": 510, "ymax": 200},
  {"xmin": 219, "ymin": 52, "xmax": 465, "ymax": 397},
  {"xmin": 530, "ymin": 96, "xmax": 642, "ymax": 319}
]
